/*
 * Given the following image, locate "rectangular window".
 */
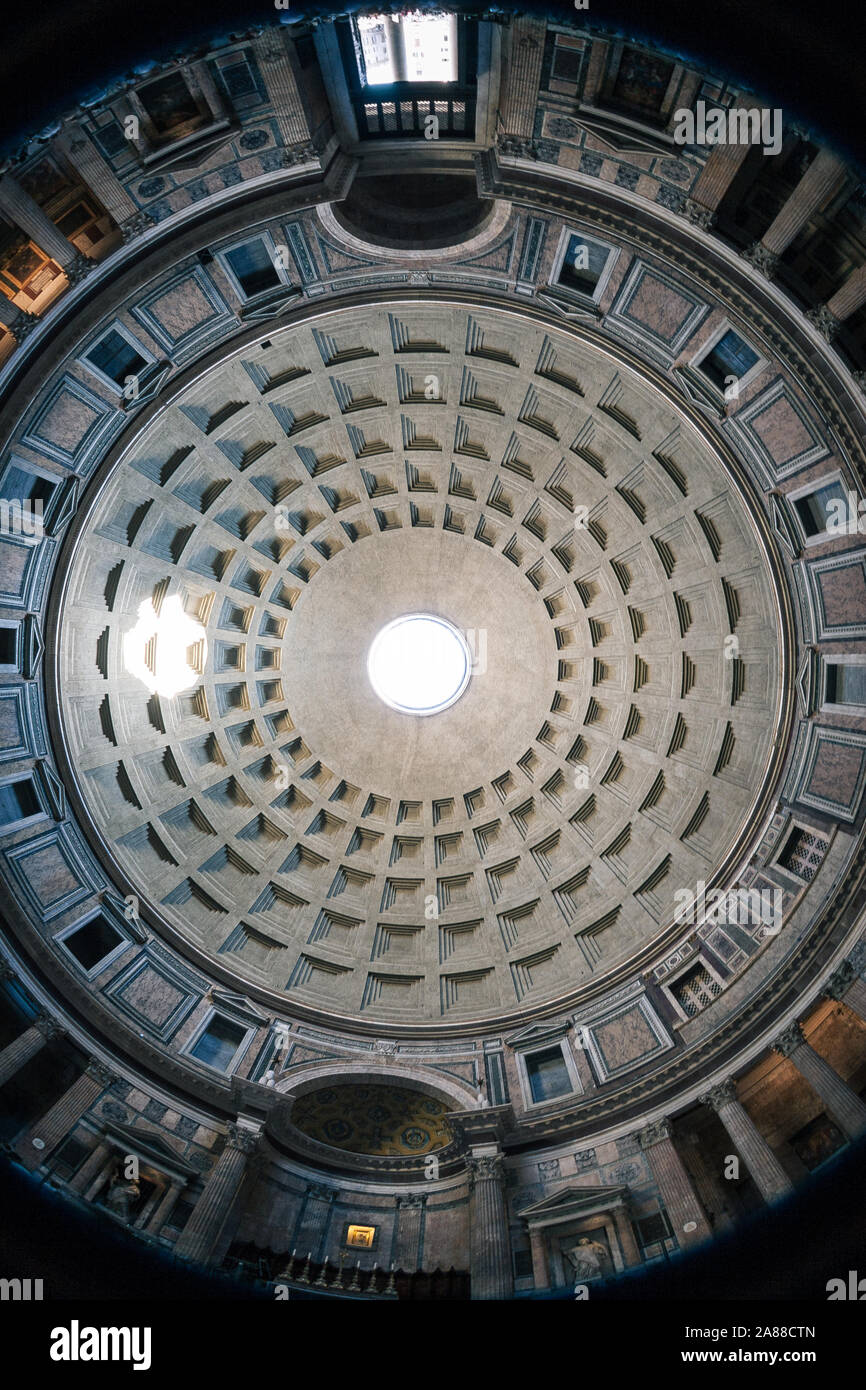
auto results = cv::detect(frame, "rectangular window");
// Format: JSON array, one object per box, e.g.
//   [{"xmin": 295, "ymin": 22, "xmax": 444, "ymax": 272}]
[
  {"xmin": 670, "ymin": 962, "xmax": 722, "ymax": 1018},
  {"xmin": 355, "ymin": 14, "xmax": 458, "ymax": 86},
  {"xmin": 163, "ymin": 1196, "xmax": 195, "ymax": 1232},
  {"xmin": 636, "ymin": 1212, "xmax": 668, "ymax": 1245},
  {"xmin": 606, "ymin": 48, "xmax": 675, "ymax": 122},
  {"xmin": 826, "ymin": 662, "xmax": 866, "ymax": 708},
  {"xmin": 54, "ymin": 201, "xmax": 99, "ymax": 239},
  {"xmin": 525, "ymin": 1045, "xmax": 572, "ymax": 1103},
  {"xmin": 513, "ymin": 1248, "xmax": 534, "ymax": 1279},
  {"xmin": 636, "ymin": 1210, "xmax": 673, "ymax": 1254},
  {"xmin": 62, "ymin": 915, "xmax": 125, "ymax": 972},
  {"xmin": 18, "ymin": 157, "xmax": 74, "ymax": 206},
  {"xmin": 790, "ymin": 1113, "xmax": 845, "ymax": 1172},
  {"xmin": 552, "ymin": 43, "xmax": 582, "ymax": 84},
  {"xmin": 51, "ymin": 1135, "xmax": 91, "ymax": 1180},
  {"xmin": 0, "ymin": 464, "xmax": 56, "ymax": 508},
  {"xmin": 556, "ymin": 234, "xmax": 615, "ymax": 299},
  {"xmin": 0, "ymin": 776, "xmax": 41, "ymax": 827},
  {"xmin": 138, "ymin": 72, "xmax": 203, "ymax": 137},
  {"xmin": 778, "ymin": 827, "xmax": 829, "ymax": 882},
  {"xmin": 219, "ymin": 59, "xmax": 258, "ymax": 101},
  {"xmin": 190, "ymin": 1014, "xmax": 247, "ymax": 1071},
  {"xmin": 340, "ymin": 14, "xmax": 476, "ymax": 141},
  {"xmin": 223, "ymin": 239, "xmax": 283, "ymax": 298},
  {"xmin": 92, "ymin": 120, "xmax": 128, "ymax": 159},
  {"xmin": 697, "ymin": 329, "xmax": 760, "ymax": 391},
  {"xmin": 0, "ymin": 625, "xmax": 17, "ymax": 667},
  {"xmin": 793, "ymin": 481, "xmax": 848, "ymax": 538},
  {"xmin": 84, "ymin": 328, "xmax": 150, "ymax": 387},
  {"xmin": 211, "ymin": 51, "xmax": 266, "ymax": 109}
]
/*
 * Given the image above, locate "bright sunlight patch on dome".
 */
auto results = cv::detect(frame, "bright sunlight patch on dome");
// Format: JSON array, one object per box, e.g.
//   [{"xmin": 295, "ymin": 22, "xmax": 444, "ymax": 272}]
[{"xmin": 123, "ymin": 595, "xmax": 207, "ymax": 698}]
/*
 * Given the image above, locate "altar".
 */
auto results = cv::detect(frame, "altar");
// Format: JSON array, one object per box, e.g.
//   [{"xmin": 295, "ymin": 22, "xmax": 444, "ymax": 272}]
[{"xmin": 517, "ymin": 1184, "xmax": 643, "ymax": 1291}]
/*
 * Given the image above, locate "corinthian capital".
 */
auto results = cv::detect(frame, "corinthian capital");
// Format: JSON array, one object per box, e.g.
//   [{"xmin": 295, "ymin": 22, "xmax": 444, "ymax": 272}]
[
  {"xmin": 64, "ymin": 250, "xmax": 95, "ymax": 285},
  {"xmin": 742, "ymin": 242, "xmax": 779, "ymax": 278},
  {"xmin": 683, "ymin": 198, "xmax": 715, "ymax": 230},
  {"xmin": 806, "ymin": 304, "xmax": 841, "ymax": 342},
  {"xmin": 86, "ymin": 1059, "xmax": 118, "ymax": 1088},
  {"xmin": 824, "ymin": 960, "xmax": 857, "ymax": 1000},
  {"xmin": 636, "ymin": 1118, "xmax": 672, "ymax": 1149},
  {"xmin": 699, "ymin": 1078, "xmax": 738, "ymax": 1112},
  {"xmin": 226, "ymin": 1121, "xmax": 262, "ymax": 1156},
  {"xmin": 35, "ymin": 1011, "xmax": 65, "ymax": 1042},
  {"xmin": 467, "ymin": 1152, "xmax": 504, "ymax": 1183},
  {"xmin": 773, "ymin": 1022, "xmax": 805, "ymax": 1058}
]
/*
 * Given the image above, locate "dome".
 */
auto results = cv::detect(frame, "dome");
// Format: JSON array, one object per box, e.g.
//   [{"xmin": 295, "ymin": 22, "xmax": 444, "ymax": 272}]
[
  {"xmin": 52, "ymin": 299, "xmax": 789, "ymax": 1028},
  {"xmin": 0, "ymin": 0, "xmax": 864, "ymax": 1318}
]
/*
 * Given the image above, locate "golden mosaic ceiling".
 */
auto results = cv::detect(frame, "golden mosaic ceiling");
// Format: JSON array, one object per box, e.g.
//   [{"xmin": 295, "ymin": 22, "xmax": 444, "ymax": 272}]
[
  {"xmin": 291, "ymin": 1083, "xmax": 452, "ymax": 1155},
  {"xmin": 55, "ymin": 300, "xmax": 786, "ymax": 1026}
]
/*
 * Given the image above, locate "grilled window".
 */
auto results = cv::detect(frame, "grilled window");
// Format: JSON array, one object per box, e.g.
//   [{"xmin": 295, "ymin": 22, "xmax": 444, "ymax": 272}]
[
  {"xmin": 778, "ymin": 827, "xmax": 829, "ymax": 882},
  {"xmin": 670, "ymin": 963, "xmax": 722, "ymax": 1017}
]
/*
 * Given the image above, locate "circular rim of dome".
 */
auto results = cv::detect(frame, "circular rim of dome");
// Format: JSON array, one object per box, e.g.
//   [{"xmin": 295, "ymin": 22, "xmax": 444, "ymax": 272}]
[
  {"xmin": 43, "ymin": 290, "xmax": 797, "ymax": 1038},
  {"xmin": 366, "ymin": 612, "xmax": 472, "ymax": 716}
]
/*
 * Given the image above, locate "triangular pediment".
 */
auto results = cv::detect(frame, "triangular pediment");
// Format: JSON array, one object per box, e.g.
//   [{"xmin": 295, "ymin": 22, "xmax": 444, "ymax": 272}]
[
  {"xmin": 211, "ymin": 988, "xmax": 270, "ymax": 1025},
  {"xmin": 535, "ymin": 289, "xmax": 602, "ymax": 325},
  {"xmin": 505, "ymin": 1017, "xmax": 571, "ymax": 1048},
  {"xmin": 769, "ymin": 493, "xmax": 800, "ymax": 558},
  {"xmin": 572, "ymin": 109, "xmax": 674, "ymax": 157},
  {"xmin": 104, "ymin": 1122, "xmax": 197, "ymax": 1175},
  {"xmin": 518, "ymin": 1182, "xmax": 630, "ymax": 1221}
]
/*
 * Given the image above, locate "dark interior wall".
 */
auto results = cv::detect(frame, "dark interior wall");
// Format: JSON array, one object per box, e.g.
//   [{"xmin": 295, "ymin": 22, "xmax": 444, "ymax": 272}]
[{"xmin": 0, "ymin": 1, "xmax": 864, "ymax": 165}]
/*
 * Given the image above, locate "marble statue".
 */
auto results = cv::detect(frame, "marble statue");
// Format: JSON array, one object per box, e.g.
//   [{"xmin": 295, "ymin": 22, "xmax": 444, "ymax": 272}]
[
  {"xmin": 565, "ymin": 1236, "xmax": 609, "ymax": 1283},
  {"xmin": 105, "ymin": 1170, "xmax": 141, "ymax": 1222}
]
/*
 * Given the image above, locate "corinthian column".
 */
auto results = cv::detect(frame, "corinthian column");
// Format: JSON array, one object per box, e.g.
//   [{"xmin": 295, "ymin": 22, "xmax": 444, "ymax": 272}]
[
  {"xmin": 146, "ymin": 1178, "xmax": 185, "ymax": 1235},
  {"xmin": 394, "ymin": 1193, "xmax": 426, "ymax": 1272},
  {"xmin": 54, "ymin": 127, "xmax": 153, "ymax": 244},
  {"xmin": 700, "ymin": 1079, "xmax": 794, "ymax": 1203},
  {"xmin": 253, "ymin": 31, "xmax": 314, "ymax": 164},
  {"xmin": 0, "ymin": 174, "xmax": 93, "ymax": 281},
  {"xmin": 773, "ymin": 1022, "xmax": 866, "ymax": 1140},
  {"xmin": 744, "ymin": 149, "xmax": 847, "ymax": 275},
  {"xmin": 826, "ymin": 264, "xmax": 866, "ymax": 323},
  {"xmin": 636, "ymin": 1119, "xmax": 712, "ymax": 1247},
  {"xmin": 500, "ymin": 17, "xmax": 547, "ymax": 139},
  {"xmin": 0, "ymin": 292, "xmax": 38, "ymax": 340},
  {"xmin": 174, "ymin": 1121, "xmax": 262, "ymax": 1265},
  {"xmin": 683, "ymin": 99, "xmax": 755, "ymax": 228},
  {"xmin": 17, "ymin": 1060, "xmax": 116, "ymax": 1170},
  {"xmin": 0, "ymin": 1013, "xmax": 62, "ymax": 1087},
  {"xmin": 295, "ymin": 1183, "xmax": 336, "ymax": 1262},
  {"xmin": 806, "ymin": 265, "xmax": 866, "ymax": 342},
  {"xmin": 823, "ymin": 960, "xmax": 866, "ymax": 1022},
  {"xmin": 68, "ymin": 1139, "xmax": 113, "ymax": 1195},
  {"xmin": 467, "ymin": 1151, "xmax": 512, "ymax": 1300}
]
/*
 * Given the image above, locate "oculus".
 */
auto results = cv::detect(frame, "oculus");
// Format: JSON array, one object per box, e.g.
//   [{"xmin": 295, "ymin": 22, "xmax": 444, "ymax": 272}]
[{"xmin": 366, "ymin": 613, "xmax": 472, "ymax": 716}]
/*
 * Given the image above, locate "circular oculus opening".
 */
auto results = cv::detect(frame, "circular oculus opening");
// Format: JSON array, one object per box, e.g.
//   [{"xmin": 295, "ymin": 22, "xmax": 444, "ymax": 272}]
[{"xmin": 367, "ymin": 613, "xmax": 472, "ymax": 716}]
